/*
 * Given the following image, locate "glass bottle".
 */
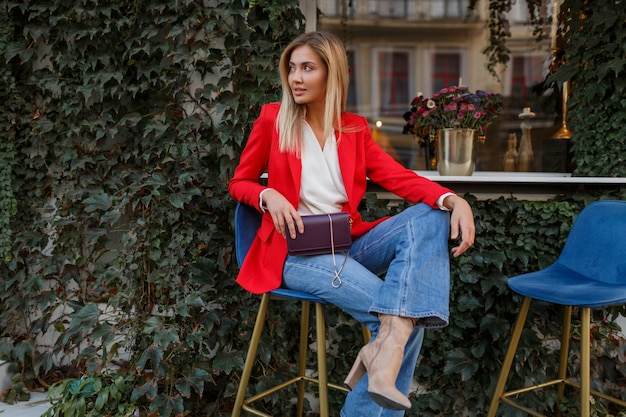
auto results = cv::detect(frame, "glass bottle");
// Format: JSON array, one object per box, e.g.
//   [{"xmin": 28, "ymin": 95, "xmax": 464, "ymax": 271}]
[
  {"xmin": 518, "ymin": 107, "xmax": 535, "ymax": 172},
  {"xmin": 503, "ymin": 133, "xmax": 518, "ymax": 172}
]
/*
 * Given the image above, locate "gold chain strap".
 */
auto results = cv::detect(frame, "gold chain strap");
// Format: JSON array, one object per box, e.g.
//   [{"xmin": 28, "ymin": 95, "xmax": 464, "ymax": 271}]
[{"xmin": 328, "ymin": 214, "xmax": 348, "ymax": 288}]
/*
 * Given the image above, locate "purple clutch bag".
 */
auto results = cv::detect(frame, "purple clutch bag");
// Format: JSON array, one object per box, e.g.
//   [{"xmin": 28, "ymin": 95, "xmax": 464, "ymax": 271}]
[{"xmin": 286, "ymin": 212, "xmax": 352, "ymax": 256}]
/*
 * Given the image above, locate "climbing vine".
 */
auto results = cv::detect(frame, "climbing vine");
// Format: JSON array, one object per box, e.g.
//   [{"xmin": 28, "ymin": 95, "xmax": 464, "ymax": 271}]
[
  {"xmin": 0, "ymin": 1, "xmax": 624, "ymax": 416},
  {"xmin": 0, "ymin": 18, "xmax": 17, "ymax": 262},
  {"xmin": 0, "ymin": 131, "xmax": 16, "ymax": 263},
  {"xmin": 468, "ymin": 0, "xmax": 547, "ymax": 79}
]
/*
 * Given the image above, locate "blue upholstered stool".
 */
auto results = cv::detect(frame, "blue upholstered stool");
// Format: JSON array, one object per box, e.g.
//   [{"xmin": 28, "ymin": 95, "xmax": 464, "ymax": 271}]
[
  {"xmin": 231, "ymin": 203, "xmax": 370, "ymax": 417},
  {"xmin": 488, "ymin": 200, "xmax": 626, "ymax": 417}
]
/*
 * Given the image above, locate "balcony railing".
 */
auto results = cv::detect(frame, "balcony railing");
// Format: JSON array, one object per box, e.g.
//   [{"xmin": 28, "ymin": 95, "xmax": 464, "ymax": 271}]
[{"xmin": 318, "ymin": 0, "xmax": 471, "ymax": 21}]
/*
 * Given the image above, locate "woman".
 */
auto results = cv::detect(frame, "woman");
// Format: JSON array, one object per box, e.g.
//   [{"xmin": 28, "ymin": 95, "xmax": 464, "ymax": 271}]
[{"xmin": 229, "ymin": 31, "xmax": 475, "ymax": 416}]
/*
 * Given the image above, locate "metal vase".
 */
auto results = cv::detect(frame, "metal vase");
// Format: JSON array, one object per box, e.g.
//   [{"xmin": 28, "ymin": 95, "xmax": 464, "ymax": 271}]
[{"xmin": 436, "ymin": 128, "xmax": 477, "ymax": 176}]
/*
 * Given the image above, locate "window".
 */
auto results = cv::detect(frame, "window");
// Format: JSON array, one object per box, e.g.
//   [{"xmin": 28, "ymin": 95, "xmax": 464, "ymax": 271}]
[
  {"xmin": 375, "ymin": 0, "xmax": 408, "ymax": 18},
  {"xmin": 430, "ymin": 0, "xmax": 468, "ymax": 19},
  {"xmin": 317, "ymin": 3, "xmax": 565, "ymax": 172},
  {"xmin": 510, "ymin": 54, "xmax": 548, "ymax": 98},
  {"xmin": 432, "ymin": 53, "xmax": 461, "ymax": 91},
  {"xmin": 509, "ymin": 0, "xmax": 530, "ymax": 23},
  {"xmin": 509, "ymin": 0, "xmax": 550, "ymax": 24},
  {"xmin": 480, "ymin": 52, "xmax": 557, "ymax": 173},
  {"xmin": 316, "ymin": 0, "xmax": 341, "ymax": 17},
  {"xmin": 378, "ymin": 50, "xmax": 410, "ymax": 116}
]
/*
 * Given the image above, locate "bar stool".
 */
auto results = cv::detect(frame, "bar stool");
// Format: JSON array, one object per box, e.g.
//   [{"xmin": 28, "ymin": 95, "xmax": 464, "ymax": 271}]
[
  {"xmin": 488, "ymin": 200, "xmax": 626, "ymax": 417},
  {"xmin": 232, "ymin": 203, "xmax": 370, "ymax": 417}
]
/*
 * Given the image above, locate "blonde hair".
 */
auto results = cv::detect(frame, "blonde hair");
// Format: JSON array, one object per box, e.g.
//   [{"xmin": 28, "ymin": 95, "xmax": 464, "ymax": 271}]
[{"xmin": 277, "ymin": 31, "xmax": 350, "ymax": 155}]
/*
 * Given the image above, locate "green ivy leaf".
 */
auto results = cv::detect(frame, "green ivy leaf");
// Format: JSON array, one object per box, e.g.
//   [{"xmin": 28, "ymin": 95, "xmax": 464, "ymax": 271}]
[
  {"xmin": 151, "ymin": 393, "xmax": 184, "ymax": 416},
  {"xmin": 83, "ymin": 193, "xmax": 113, "ymax": 213},
  {"xmin": 154, "ymin": 327, "xmax": 179, "ymax": 349},
  {"xmin": 131, "ymin": 381, "xmax": 158, "ymax": 402},
  {"xmin": 212, "ymin": 351, "xmax": 243, "ymax": 374},
  {"xmin": 175, "ymin": 367, "xmax": 211, "ymax": 397},
  {"xmin": 33, "ymin": 351, "xmax": 53, "ymax": 376},
  {"xmin": 136, "ymin": 345, "xmax": 163, "ymax": 371},
  {"xmin": 443, "ymin": 348, "xmax": 479, "ymax": 381}
]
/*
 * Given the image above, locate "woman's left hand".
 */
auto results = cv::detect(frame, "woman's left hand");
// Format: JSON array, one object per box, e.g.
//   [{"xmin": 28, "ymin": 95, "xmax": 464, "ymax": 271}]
[{"xmin": 443, "ymin": 195, "xmax": 475, "ymax": 257}]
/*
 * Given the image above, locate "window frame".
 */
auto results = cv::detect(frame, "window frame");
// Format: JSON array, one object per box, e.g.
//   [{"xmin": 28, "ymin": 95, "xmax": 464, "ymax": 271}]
[
  {"xmin": 431, "ymin": 51, "xmax": 463, "ymax": 93},
  {"xmin": 372, "ymin": 47, "xmax": 414, "ymax": 117}
]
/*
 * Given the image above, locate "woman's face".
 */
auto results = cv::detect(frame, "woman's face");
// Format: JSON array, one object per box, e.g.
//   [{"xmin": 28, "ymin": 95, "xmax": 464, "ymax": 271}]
[{"xmin": 288, "ymin": 45, "xmax": 328, "ymax": 107}]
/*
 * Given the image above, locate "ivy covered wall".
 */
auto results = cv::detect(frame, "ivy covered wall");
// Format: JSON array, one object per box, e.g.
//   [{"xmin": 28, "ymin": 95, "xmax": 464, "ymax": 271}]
[
  {"xmin": 0, "ymin": 1, "xmax": 625, "ymax": 416},
  {"xmin": 0, "ymin": 1, "xmax": 304, "ymax": 415}
]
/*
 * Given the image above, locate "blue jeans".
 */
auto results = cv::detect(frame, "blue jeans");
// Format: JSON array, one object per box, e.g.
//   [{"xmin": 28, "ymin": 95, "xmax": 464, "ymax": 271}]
[{"xmin": 282, "ymin": 203, "xmax": 451, "ymax": 416}]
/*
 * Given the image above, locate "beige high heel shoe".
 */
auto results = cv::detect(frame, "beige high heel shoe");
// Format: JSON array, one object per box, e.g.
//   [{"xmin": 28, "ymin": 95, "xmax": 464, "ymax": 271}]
[{"xmin": 343, "ymin": 314, "xmax": 416, "ymax": 410}]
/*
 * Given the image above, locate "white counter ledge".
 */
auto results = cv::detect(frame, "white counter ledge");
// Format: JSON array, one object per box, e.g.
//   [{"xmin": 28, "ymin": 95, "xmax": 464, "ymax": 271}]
[
  {"xmin": 371, "ymin": 172, "xmax": 626, "ymax": 201},
  {"xmin": 416, "ymin": 171, "xmax": 626, "ymax": 184}
]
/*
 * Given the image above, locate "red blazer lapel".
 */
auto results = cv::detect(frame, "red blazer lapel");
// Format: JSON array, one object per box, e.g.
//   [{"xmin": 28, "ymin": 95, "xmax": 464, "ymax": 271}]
[{"xmin": 286, "ymin": 152, "xmax": 302, "ymax": 204}]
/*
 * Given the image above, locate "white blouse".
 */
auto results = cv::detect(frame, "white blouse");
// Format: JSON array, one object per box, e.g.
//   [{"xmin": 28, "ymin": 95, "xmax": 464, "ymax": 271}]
[{"xmin": 298, "ymin": 122, "xmax": 348, "ymax": 215}]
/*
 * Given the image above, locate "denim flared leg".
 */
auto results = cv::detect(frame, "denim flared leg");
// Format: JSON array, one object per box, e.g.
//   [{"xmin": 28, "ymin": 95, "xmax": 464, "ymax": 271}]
[
  {"xmin": 282, "ymin": 203, "xmax": 451, "ymax": 415},
  {"xmin": 350, "ymin": 203, "xmax": 451, "ymax": 327}
]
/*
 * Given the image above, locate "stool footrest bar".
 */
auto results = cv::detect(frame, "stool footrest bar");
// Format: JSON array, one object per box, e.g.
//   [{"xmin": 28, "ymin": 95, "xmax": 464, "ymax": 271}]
[
  {"xmin": 242, "ymin": 376, "xmax": 348, "ymax": 415},
  {"xmin": 500, "ymin": 378, "xmax": 626, "ymax": 415}
]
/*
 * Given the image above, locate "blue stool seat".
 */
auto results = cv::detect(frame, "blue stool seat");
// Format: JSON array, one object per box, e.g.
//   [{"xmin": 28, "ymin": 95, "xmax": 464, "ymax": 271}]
[
  {"xmin": 269, "ymin": 288, "xmax": 329, "ymax": 304},
  {"xmin": 508, "ymin": 262, "xmax": 626, "ymax": 308},
  {"xmin": 488, "ymin": 200, "xmax": 626, "ymax": 417}
]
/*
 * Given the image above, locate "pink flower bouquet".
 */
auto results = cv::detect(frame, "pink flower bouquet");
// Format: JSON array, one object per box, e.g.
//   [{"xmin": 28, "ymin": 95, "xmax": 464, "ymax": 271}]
[{"xmin": 403, "ymin": 86, "xmax": 504, "ymax": 140}]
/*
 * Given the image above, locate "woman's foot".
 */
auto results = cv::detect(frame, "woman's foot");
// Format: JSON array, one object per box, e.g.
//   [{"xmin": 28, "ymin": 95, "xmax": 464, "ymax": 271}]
[{"xmin": 343, "ymin": 314, "xmax": 415, "ymax": 410}]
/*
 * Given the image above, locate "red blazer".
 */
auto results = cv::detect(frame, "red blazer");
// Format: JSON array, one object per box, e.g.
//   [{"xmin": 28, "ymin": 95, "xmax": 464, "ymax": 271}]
[{"xmin": 229, "ymin": 103, "xmax": 453, "ymax": 294}]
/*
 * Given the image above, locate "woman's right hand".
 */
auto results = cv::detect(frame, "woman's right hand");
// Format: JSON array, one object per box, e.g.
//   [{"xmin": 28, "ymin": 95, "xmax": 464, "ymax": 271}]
[
  {"xmin": 262, "ymin": 189, "xmax": 303, "ymax": 239},
  {"xmin": 442, "ymin": 194, "xmax": 475, "ymax": 257}
]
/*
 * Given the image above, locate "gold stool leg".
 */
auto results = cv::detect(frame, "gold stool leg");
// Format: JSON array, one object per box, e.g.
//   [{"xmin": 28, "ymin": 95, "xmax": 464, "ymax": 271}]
[
  {"xmin": 232, "ymin": 293, "xmax": 271, "ymax": 417},
  {"xmin": 361, "ymin": 324, "xmax": 372, "ymax": 344},
  {"xmin": 488, "ymin": 296, "xmax": 532, "ymax": 417},
  {"xmin": 316, "ymin": 302, "xmax": 329, "ymax": 417},
  {"xmin": 555, "ymin": 306, "xmax": 572, "ymax": 417},
  {"xmin": 579, "ymin": 308, "xmax": 591, "ymax": 417},
  {"xmin": 296, "ymin": 301, "xmax": 311, "ymax": 417}
]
